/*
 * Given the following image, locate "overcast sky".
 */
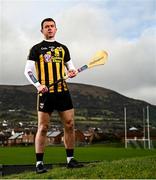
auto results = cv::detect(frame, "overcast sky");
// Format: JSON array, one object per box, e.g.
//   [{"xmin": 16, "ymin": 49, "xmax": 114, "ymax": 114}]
[{"xmin": 0, "ymin": 0, "xmax": 156, "ymax": 105}]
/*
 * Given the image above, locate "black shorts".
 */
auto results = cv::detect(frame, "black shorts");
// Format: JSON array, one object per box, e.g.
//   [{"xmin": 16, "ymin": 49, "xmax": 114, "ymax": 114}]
[{"xmin": 37, "ymin": 91, "xmax": 73, "ymax": 112}]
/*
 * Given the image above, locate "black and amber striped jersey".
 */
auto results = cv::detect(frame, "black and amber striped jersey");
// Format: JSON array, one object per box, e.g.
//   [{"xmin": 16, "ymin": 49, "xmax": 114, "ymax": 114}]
[{"xmin": 28, "ymin": 40, "xmax": 70, "ymax": 93}]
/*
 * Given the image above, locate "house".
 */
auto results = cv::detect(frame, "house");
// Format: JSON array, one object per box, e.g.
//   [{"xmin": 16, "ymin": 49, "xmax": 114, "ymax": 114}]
[
  {"xmin": 0, "ymin": 130, "xmax": 11, "ymax": 146},
  {"xmin": 0, "ymin": 131, "xmax": 8, "ymax": 146},
  {"xmin": 22, "ymin": 131, "xmax": 35, "ymax": 145},
  {"xmin": 8, "ymin": 132, "xmax": 23, "ymax": 146},
  {"xmin": 75, "ymin": 129, "xmax": 85, "ymax": 144},
  {"xmin": 117, "ymin": 130, "xmax": 143, "ymax": 143},
  {"xmin": 6, "ymin": 129, "xmax": 85, "ymax": 146},
  {"xmin": 46, "ymin": 131, "xmax": 63, "ymax": 145},
  {"xmin": 84, "ymin": 127, "xmax": 105, "ymax": 144}
]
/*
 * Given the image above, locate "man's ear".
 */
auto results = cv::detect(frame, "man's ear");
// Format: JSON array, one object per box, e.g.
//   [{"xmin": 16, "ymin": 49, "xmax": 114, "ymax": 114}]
[{"xmin": 41, "ymin": 29, "xmax": 43, "ymax": 34}]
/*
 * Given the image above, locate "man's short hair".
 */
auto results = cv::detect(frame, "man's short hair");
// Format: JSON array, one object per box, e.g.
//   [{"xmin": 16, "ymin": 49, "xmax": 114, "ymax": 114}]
[{"xmin": 41, "ymin": 18, "xmax": 56, "ymax": 29}]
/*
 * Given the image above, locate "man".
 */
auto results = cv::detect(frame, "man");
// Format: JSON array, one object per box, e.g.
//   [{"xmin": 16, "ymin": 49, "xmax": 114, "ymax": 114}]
[{"xmin": 24, "ymin": 18, "xmax": 83, "ymax": 174}]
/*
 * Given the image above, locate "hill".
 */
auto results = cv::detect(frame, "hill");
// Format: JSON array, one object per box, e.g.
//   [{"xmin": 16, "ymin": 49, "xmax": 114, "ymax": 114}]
[{"xmin": 0, "ymin": 83, "xmax": 156, "ymax": 129}]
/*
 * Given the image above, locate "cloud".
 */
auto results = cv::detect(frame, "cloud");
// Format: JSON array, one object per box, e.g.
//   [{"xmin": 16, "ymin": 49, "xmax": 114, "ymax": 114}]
[
  {"xmin": 103, "ymin": 0, "xmax": 156, "ymax": 38},
  {"xmin": 55, "ymin": 3, "xmax": 156, "ymax": 104},
  {"xmin": 107, "ymin": 27, "xmax": 156, "ymax": 91},
  {"xmin": 56, "ymin": 3, "xmax": 115, "ymax": 65},
  {"xmin": 0, "ymin": 22, "xmax": 29, "ymax": 84},
  {"xmin": 0, "ymin": 0, "xmax": 155, "ymax": 105}
]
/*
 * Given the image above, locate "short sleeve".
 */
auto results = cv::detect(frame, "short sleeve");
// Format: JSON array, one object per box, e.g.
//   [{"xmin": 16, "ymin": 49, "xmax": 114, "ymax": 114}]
[
  {"xmin": 27, "ymin": 45, "xmax": 38, "ymax": 61},
  {"xmin": 64, "ymin": 46, "xmax": 71, "ymax": 63}
]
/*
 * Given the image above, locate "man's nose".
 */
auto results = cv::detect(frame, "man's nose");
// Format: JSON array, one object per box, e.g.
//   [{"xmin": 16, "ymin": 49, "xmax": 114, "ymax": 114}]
[{"xmin": 48, "ymin": 26, "xmax": 52, "ymax": 30}]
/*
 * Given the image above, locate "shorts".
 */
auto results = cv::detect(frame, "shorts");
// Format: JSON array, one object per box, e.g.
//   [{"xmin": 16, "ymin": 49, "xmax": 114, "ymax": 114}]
[{"xmin": 37, "ymin": 91, "xmax": 73, "ymax": 112}]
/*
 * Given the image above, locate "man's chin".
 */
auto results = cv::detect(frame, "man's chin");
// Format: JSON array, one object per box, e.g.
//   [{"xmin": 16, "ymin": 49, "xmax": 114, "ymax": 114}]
[{"xmin": 48, "ymin": 36, "xmax": 54, "ymax": 39}]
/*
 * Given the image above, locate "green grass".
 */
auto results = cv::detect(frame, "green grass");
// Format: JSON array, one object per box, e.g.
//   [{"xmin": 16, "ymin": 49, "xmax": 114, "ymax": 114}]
[
  {"xmin": 0, "ymin": 146, "xmax": 156, "ymax": 165},
  {"xmin": 1, "ymin": 146, "xmax": 156, "ymax": 179},
  {"xmin": 4, "ymin": 155, "xmax": 156, "ymax": 179}
]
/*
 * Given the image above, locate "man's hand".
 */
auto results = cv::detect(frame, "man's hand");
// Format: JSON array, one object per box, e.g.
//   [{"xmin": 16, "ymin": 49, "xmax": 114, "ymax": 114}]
[
  {"xmin": 37, "ymin": 84, "xmax": 48, "ymax": 93},
  {"xmin": 67, "ymin": 69, "xmax": 78, "ymax": 78}
]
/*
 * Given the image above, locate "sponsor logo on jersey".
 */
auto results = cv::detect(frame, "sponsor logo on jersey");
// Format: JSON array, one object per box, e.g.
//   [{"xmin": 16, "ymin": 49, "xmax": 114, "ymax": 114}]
[{"xmin": 41, "ymin": 47, "xmax": 48, "ymax": 50}]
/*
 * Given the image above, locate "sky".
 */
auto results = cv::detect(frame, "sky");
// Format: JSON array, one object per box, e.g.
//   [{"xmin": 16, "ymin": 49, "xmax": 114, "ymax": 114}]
[{"xmin": 0, "ymin": 0, "xmax": 156, "ymax": 105}]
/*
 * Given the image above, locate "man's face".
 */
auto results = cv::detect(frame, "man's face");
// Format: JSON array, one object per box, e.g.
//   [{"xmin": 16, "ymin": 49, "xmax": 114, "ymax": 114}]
[{"xmin": 41, "ymin": 21, "xmax": 57, "ymax": 39}]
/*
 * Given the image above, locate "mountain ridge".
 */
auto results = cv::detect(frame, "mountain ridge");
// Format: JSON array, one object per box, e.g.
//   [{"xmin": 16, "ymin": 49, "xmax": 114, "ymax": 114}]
[{"xmin": 0, "ymin": 83, "xmax": 156, "ymax": 127}]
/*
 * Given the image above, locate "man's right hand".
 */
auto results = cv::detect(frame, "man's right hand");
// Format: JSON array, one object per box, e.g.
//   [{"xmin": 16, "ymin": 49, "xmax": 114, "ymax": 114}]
[{"xmin": 37, "ymin": 85, "xmax": 48, "ymax": 94}]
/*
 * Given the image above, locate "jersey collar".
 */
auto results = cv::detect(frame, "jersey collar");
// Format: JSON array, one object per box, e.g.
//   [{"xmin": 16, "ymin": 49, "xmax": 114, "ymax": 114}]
[{"xmin": 44, "ymin": 38, "xmax": 55, "ymax": 42}]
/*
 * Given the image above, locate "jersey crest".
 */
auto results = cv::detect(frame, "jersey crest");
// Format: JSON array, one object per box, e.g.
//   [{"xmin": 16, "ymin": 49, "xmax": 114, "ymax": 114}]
[{"xmin": 44, "ymin": 51, "xmax": 52, "ymax": 63}]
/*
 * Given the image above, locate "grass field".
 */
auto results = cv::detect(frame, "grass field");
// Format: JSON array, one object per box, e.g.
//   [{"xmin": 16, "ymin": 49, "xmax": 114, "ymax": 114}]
[
  {"xmin": 0, "ymin": 145, "xmax": 156, "ymax": 165},
  {"xmin": 1, "ymin": 146, "xmax": 156, "ymax": 179},
  {"xmin": 3, "ymin": 156, "xmax": 156, "ymax": 179}
]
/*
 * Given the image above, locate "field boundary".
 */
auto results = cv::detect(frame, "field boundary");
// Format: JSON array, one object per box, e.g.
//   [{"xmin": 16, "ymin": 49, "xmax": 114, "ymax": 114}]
[{"xmin": 0, "ymin": 161, "xmax": 100, "ymax": 176}]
